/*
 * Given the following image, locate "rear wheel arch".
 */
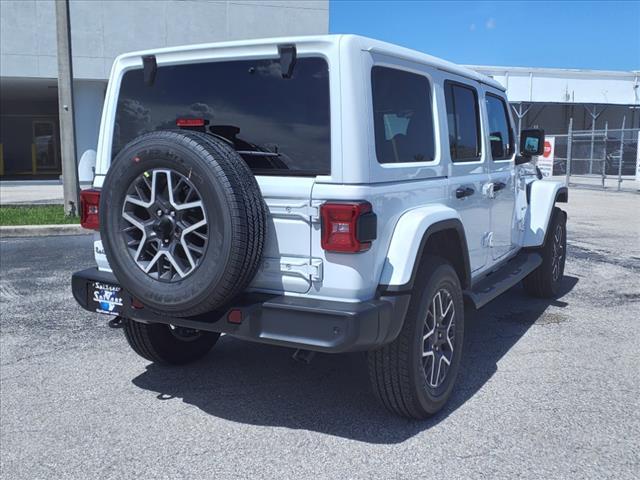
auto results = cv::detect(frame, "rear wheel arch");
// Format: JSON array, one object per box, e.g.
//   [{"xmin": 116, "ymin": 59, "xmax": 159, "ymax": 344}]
[{"xmin": 380, "ymin": 219, "xmax": 471, "ymax": 293}]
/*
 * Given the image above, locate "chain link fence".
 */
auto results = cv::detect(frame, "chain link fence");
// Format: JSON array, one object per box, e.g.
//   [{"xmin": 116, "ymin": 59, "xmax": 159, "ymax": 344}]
[{"xmin": 545, "ymin": 119, "xmax": 639, "ymax": 190}]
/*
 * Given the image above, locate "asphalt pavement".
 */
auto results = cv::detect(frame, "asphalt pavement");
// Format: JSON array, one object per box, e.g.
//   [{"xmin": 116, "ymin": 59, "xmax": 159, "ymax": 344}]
[{"xmin": 1, "ymin": 189, "xmax": 639, "ymax": 479}]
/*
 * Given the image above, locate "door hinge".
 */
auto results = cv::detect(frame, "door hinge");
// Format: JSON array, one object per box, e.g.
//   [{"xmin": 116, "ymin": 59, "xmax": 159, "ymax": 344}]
[
  {"xmin": 266, "ymin": 202, "xmax": 319, "ymax": 221},
  {"xmin": 261, "ymin": 257, "xmax": 323, "ymax": 282}
]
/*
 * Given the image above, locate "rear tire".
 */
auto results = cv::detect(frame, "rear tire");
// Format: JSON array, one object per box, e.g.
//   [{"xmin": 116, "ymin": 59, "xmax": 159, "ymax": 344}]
[
  {"xmin": 368, "ymin": 256, "xmax": 465, "ymax": 419},
  {"xmin": 123, "ymin": 319, "xmax": 220, "ymax": 365},
  {"xmin": 523, "ymin": 207, "xmax": 567, "ymax": 298}
]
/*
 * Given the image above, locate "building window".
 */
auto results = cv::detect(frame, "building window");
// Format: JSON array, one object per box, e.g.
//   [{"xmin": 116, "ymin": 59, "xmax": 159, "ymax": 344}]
[
  {"xmin": 486, "ymin": 94, "xmax": 514, "ymax": 160},
  {"xmin": 445, "ymin": 81, "xmax": 481, "ymax": 162},
  {"xmin": 371, "ymin": 66, "xmax": 435, "ymax": 164}
]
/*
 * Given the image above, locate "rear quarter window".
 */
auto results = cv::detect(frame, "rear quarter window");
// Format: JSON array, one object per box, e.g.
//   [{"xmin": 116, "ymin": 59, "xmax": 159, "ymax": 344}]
[
  {"xmin": 112, "ymin": 57, "xmax": 331, "ymax": 176},
  {"xmin": 371, "ymin": 66, "xmax": 435, "ymax": 164}
]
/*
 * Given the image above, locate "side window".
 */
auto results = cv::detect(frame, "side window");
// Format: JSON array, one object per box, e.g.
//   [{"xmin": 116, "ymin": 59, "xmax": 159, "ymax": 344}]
[
  {"xmin": 486, "ymin": 94, "xmax": 514, "ymax": 160},
  {"xmin": 371, "ymin": 66, "xmax": 435, "ymax": 164},
  {"xmin": 444, "ymin": 81, "xmax": 481, "ymax": 162}
]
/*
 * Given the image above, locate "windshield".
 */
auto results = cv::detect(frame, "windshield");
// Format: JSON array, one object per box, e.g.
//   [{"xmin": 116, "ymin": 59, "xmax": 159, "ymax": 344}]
[{"xmin": 112, "ymin": 56, "xmax": 331, "ymax": 175}]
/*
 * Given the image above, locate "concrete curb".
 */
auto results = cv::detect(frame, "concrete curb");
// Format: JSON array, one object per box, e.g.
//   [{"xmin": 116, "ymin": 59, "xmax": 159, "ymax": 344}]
[{"xmin": 0, "ymin": 224, "xmax": 91, "ymax": 238}]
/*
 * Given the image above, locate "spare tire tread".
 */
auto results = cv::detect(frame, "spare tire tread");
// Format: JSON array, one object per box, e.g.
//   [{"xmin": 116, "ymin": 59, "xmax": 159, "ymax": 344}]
[{"xmin": 178, "ymin": 131, "xmax": 267, "ymax": 294}]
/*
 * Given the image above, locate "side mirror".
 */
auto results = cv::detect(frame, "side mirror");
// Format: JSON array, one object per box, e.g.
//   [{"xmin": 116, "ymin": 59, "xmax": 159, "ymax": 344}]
[
  {"xmin": 520, "ymin": 129, "xmax": 545, "ymax": 156},
  {"xmin": 516, "ymin": 129, "xmax": 545, "ymax": 165}
]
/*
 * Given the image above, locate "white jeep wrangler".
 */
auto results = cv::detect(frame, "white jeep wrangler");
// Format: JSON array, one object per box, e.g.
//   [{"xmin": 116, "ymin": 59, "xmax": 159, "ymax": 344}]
[{"xmin": 72, "ymin": 35, "xmax": 567, "ymax": 419}]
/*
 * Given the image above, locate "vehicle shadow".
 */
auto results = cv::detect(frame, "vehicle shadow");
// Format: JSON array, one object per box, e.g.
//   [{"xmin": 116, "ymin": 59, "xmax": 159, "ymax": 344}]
[{"xmin": 131, "ymin": 275, "xmax": 578, "ymax": 444}]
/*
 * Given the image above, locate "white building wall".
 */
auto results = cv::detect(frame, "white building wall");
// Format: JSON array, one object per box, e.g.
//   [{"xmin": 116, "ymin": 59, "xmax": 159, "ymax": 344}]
[
  {"xmin": 469, "ymin": 65, "xmax": 639, "ymax": 106},
  {"xmin": 0, "ymin": 0, "xmax": 329, "ymax": 80}
]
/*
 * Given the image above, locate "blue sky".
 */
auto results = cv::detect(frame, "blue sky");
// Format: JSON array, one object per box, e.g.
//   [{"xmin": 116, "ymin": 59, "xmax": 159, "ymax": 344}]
[{"xmin": 329, "ymin": 1, "xmax": 640, "ymax": 71}]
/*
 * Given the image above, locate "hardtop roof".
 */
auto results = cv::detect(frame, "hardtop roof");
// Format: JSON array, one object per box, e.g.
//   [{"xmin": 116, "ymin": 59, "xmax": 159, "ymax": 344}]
[{"xmin": 115, "ymin": 34, "xmax": 505, "ymax": 92}]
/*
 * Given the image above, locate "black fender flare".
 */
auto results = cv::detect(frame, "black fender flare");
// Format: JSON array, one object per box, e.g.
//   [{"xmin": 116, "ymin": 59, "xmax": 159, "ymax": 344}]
[{"xmin": 555, "ymin": 186, "xmax": 568, "ymax": 203}]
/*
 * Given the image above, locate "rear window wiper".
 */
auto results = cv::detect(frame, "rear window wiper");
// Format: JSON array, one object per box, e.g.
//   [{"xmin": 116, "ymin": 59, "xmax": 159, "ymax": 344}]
[{"xmin": 206, "ymin": 124, "xmax": 281, "ymax": 158}]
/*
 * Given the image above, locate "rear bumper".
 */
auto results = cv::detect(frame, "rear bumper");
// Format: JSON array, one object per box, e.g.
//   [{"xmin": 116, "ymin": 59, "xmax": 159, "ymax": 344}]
[{"xmin": 72, "ymin": 267, "xmax": 409, "ymax": 353}]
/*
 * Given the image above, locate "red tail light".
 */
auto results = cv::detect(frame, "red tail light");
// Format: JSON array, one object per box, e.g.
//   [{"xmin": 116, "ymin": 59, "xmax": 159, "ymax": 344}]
[
  {"xmin": 80, "ymin": 189, "xmax": 101, "ymax": 230},
  {"xmin": 320, "ymin": 202, "xmax": 377, "ymax": 253}
]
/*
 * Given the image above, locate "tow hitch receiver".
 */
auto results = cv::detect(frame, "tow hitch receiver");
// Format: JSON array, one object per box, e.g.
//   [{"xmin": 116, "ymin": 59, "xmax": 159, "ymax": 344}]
[
  {"xmin": 292, "ymin": 349, "xmax": 316, "ymax": 364},
  {"xmin": 108, "ymin": 316, "xmax": 124, "ymax": 329}
]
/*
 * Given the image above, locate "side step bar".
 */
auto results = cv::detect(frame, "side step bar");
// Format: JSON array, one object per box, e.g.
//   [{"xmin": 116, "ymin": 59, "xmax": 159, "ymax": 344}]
[{"xmin": 465, "ymin": 252, "xmax": 542, "ymax": 309}]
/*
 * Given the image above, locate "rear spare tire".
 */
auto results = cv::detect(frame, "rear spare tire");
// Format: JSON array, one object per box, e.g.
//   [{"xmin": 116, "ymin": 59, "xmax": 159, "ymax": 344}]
[{"xmin": 100, "ymin": 131, "xmax": 267, "ymax": 317}]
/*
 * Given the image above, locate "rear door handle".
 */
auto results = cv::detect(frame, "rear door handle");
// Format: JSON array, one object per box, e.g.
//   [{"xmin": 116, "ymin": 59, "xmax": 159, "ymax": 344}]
[
  {"xmin": 493, "ymin": 181, "xmax": 506, "ymax": 192},
  {"xmin": 455, "ymin": 186, "xmax": 475, "ymax": 199}
]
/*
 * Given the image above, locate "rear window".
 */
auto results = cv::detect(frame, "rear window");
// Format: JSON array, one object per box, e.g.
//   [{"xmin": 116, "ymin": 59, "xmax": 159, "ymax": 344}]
[
  {"xmin": 112, "ymin": 57, "xmax": 330, "ymax": 176},
  {"xmin": 371, "ymin": 66, "xmax": 435, "ymax": 164}
]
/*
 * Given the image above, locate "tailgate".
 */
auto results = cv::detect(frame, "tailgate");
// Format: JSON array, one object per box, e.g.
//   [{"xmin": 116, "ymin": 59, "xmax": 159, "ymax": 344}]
[
  {"xmin": 92, "ymin": 176, "xmax": 321, "ymax": 294},
  {"xmin": 248, "ymin": 176, "xmax": 321, "ymax": 294}
]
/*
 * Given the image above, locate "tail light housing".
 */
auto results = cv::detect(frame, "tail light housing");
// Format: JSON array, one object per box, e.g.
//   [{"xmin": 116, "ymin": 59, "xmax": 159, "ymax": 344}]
[
  {"xmin": 80, "ymin": 189, "xmax": 101, "ymax": 230},
  {"xmin": 320, "ymin": 202, "xmax": 377, "ymax": 253}
]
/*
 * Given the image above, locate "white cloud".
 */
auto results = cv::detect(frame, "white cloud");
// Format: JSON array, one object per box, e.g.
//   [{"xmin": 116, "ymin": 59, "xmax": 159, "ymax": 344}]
[
  {"xmin": 469, "ymin": 23, "xmax": 476, "ymax": 31},
  {"xmin": 188, "ymin": 102, "xmax": 216, "ymax": 117},
  {"xmin": 255, "ymin": 61, "xmax": 282, "ymax": 78},
  {"xmin": 485, "ymin": 17, "xmax": 496, "ymax": 29}
]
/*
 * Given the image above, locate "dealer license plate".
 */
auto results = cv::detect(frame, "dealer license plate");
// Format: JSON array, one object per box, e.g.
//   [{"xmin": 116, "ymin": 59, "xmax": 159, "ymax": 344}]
[{"xmin": 90, "ymin": 282, "xmax": 123, "ymax": 315}]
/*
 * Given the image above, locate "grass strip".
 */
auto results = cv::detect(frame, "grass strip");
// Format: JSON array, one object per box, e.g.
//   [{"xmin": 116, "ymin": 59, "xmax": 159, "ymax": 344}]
[{"xmin": 0, "ymin": 205, "xmax": 80, "ymax": 226}]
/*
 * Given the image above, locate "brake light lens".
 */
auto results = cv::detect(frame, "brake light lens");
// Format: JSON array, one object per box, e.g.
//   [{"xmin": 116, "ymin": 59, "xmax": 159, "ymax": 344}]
[
  {"xmin": 176, "ymin": 118, "xmax": 205, "ymax": 127},
  {"xmin": 80, "ymin": 189, "xmax": 101, "ymax": 230},
  {"xmin": 320, "ymin": 202, "xmax": 376, "ymax": 253}
]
